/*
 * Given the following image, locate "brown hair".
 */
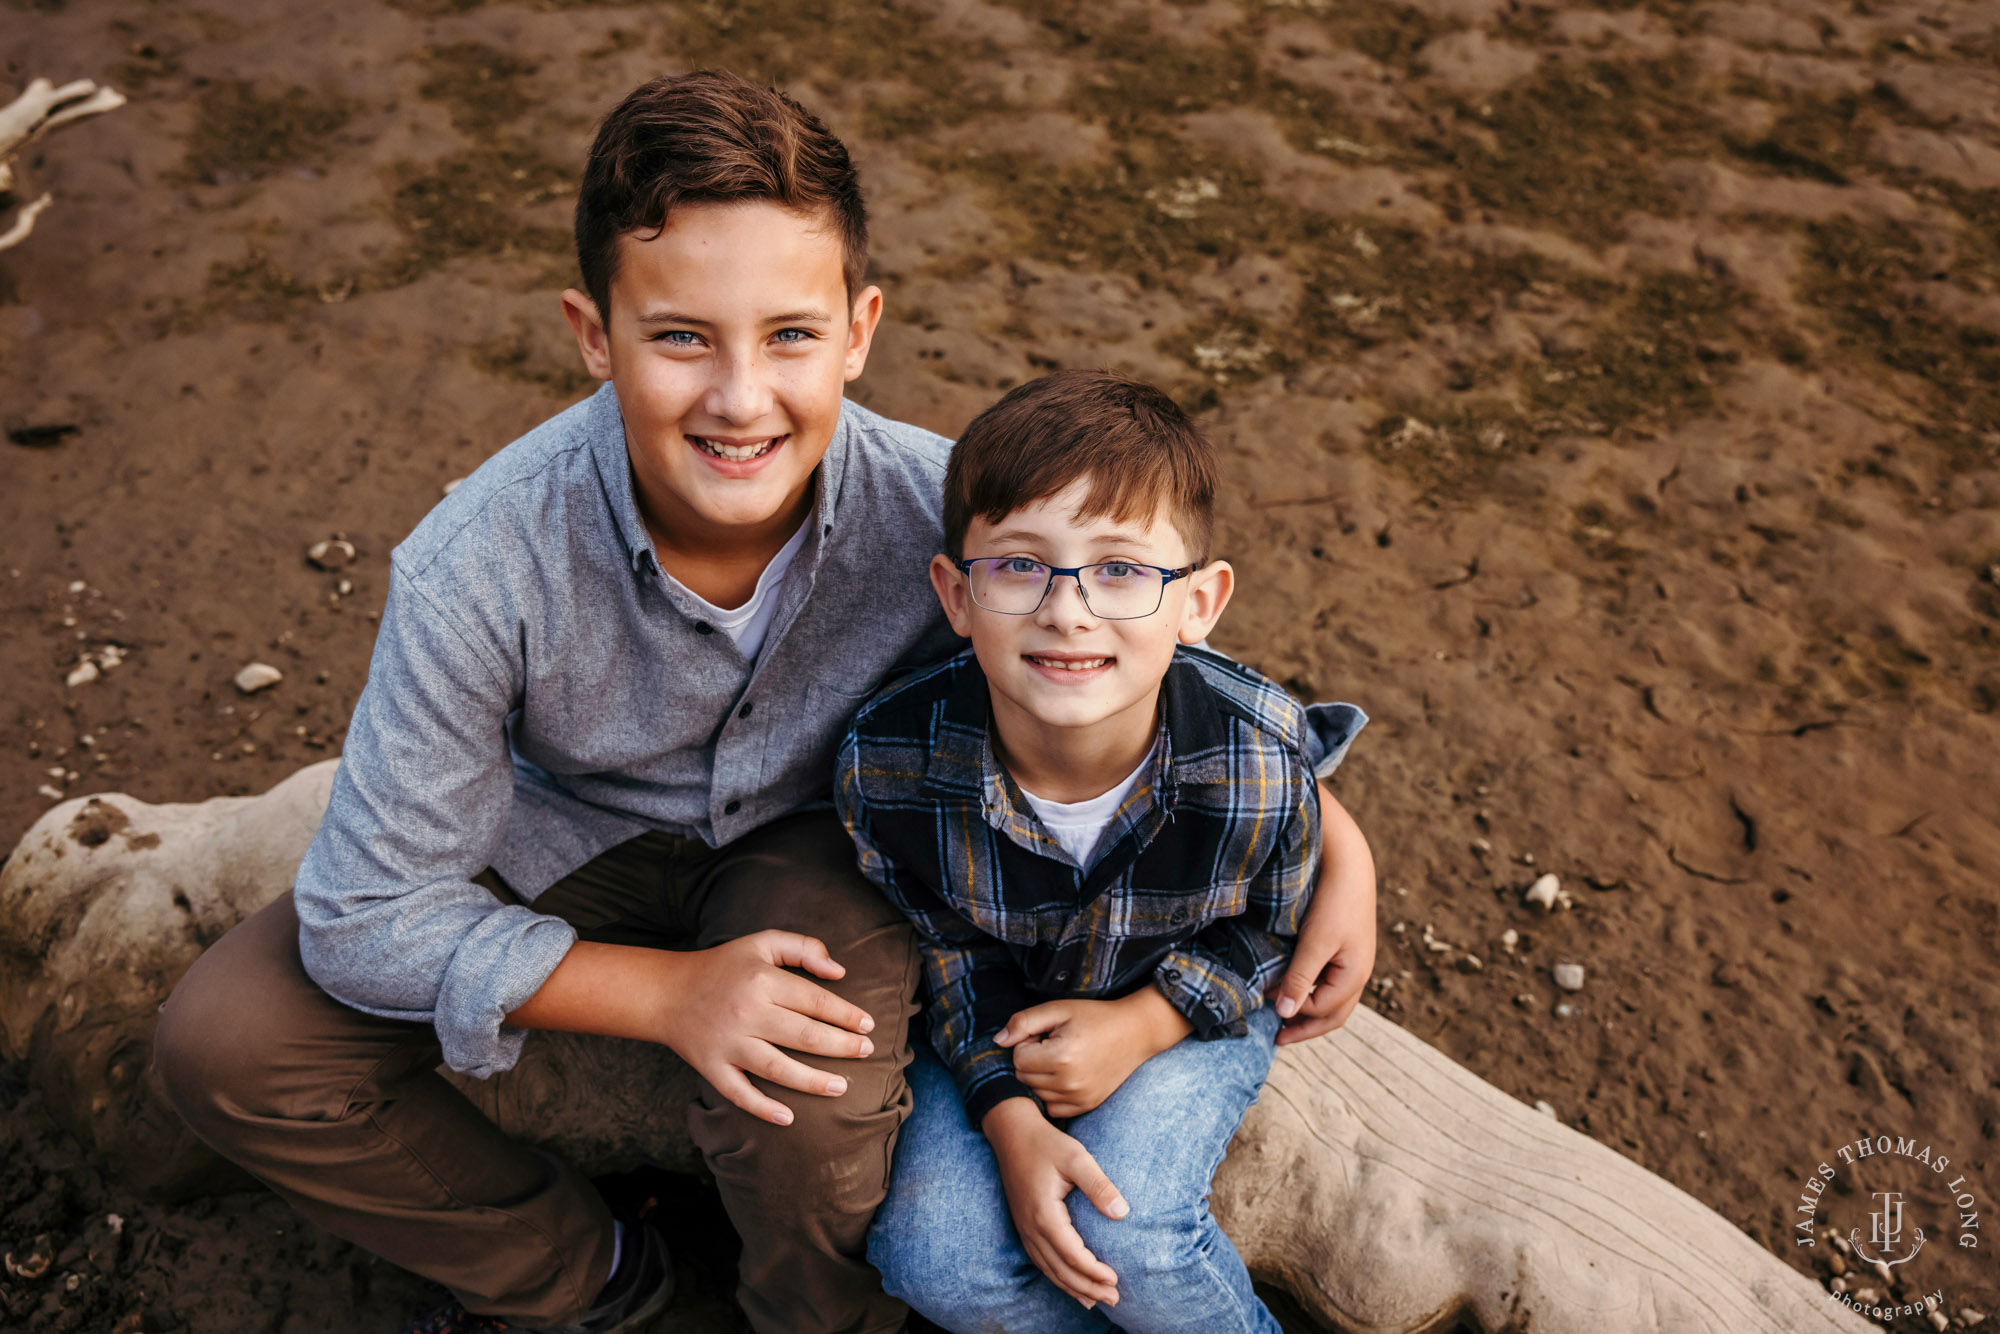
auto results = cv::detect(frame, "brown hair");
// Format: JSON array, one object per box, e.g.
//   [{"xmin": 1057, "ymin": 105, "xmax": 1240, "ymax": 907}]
[
  {"xmin": 943, "ymin": 371, "xmax": 1218, "ymax": 564},
  {"xmin": 574, "ymin": 70, "xmax": 869, "ymax": 321}
]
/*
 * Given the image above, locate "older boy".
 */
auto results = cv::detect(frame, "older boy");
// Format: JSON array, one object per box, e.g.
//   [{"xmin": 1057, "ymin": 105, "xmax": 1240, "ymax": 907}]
[
  {"xmin": 836, "ymin": 372, "xmax": 1371, "ymax": 1331},
  {"xmin": 152, "ymin": 72, "xmax": 1374, "ymax": 1334}
]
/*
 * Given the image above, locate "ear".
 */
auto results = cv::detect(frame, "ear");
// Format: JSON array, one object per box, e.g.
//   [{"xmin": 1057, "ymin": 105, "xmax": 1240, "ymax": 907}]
[
  {"xmin": 929, "ymin": 553, "xmax": 975, "ymax": 639},
  {"xmin": 561, "ymin": 288, "xmax": 614, "ymax": 381},
  {"xmin": 842, "ymin": 284, "xmax": 885, "ymax": 383},
  {"xmin": 1176, "ymin": 560, "xmax": 1234, "ymax": 645}
]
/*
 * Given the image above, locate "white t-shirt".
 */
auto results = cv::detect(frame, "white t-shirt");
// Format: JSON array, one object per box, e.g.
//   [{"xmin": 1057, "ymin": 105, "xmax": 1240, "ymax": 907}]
[
  {"xmin": 1019, "ymin": 753, "xmax": 1151, "ymax": 870},
  {"xmin": 662, "ymin": 517, "xmax": 810, "ymax": 660}
]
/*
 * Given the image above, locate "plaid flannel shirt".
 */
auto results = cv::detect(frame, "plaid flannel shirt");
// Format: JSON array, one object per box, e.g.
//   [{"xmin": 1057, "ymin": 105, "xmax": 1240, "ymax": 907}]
[{"xmin": 834, "ymin": 644, "xmax": 1366, "ymax": 1125}]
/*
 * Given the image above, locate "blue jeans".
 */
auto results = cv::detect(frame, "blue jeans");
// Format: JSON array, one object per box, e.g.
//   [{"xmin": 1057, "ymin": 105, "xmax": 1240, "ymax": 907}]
[{"xmin": 867, "ymin": 1004, "xmax": 1283, "ymax": 1334}]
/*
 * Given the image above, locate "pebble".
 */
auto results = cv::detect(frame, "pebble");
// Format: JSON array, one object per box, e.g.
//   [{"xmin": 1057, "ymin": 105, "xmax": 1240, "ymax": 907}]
[
  {"xmin": 443, "ymin": 476, "xmax": 467, "ymax": 495},
  {"xmin": 3, "ymin": 1233, "xmax": 53, "ymax": 1279},
  {"xmin": 1500, "ymin": 928, "xmax": 1518, "ymax": 952},
  {"xmin": 1553, "ymin": 963, "xmax": 1586, "ymax": 991},
  {"xmin": 1961, "ymin": 1308, "xmax": 1987, "ymax": 1327},
  {"xmin": 1854, "ymin": 1287, "xmax": 1882, "ymax": 1306},
  {"xmin": 1513, "ymin": 992, "xmax": 1534, "ymax": 1007},
  {"xmin": 1533, "ymin": 1099, "xmax": 1556, "ymax": 1117},
  {"xmin": 1829, "ymin": 1276, "xmax": 1848, "ymax": 1293},
  {"xmin": 1524, "ymin": 874, "xmax": 1560, "ymax": 910},
  {"xmin": 307, "ymin": 537, "xmax": 357, "ymax": 570},
  {"xmin": 1553, "ymin": 1001, "xmax": 1574, "ymax": 1017},
  {"xmin": 1930, "ymin": 1311, "xmax": 1949, "ymax": 1332},
  {"xmin": 1471, "ymin": 836, "xmax": 1492, "ymax": 855},
  {"xmin": 233, "ymin": 662, "xmax": 284, "ymax": 694},
  {"xmin": 37, "ymin": 784, "xmax": 64, "ymax": 800},
  {"xmin": 66, "ymin": 658, "xmax": 99, "ymax": 687},
  {"xmin": 67, "ymin": 579, "xmax": 86, "ymax": 594}
]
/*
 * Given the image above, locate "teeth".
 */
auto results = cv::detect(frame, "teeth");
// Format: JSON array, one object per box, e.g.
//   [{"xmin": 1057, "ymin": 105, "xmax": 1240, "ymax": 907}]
[
  {"xmin": 1029, "ymin": 656, "xmax": 1108, "ymax": 671},
  {"xmin": 693, "ymin": 435, "xmax": 781, "ymax": 462}
]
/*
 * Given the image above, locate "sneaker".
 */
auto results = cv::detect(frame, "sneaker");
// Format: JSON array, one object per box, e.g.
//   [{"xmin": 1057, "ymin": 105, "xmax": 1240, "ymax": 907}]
[{"xmin": 392, "ymin": 1211, "xmax": 673, "ymax": 1334}]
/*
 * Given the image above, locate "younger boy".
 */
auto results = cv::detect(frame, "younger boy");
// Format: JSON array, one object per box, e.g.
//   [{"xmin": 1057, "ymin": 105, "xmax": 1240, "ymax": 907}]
[{"xmin": 835, "ymin": 371, "xmax": 1370, "ymax": 1331}]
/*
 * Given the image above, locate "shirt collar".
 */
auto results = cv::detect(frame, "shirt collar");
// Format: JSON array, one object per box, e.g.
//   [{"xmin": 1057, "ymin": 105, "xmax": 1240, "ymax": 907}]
[{"xmin": 589, "ymin": 382, "xmax": 855, "ymax": 576}]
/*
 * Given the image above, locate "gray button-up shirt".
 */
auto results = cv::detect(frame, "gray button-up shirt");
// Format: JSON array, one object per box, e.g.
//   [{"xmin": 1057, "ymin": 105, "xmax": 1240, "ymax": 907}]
[{"xmin": 293, "ymin": 381, "xmax": 960, "ymax": 1077}]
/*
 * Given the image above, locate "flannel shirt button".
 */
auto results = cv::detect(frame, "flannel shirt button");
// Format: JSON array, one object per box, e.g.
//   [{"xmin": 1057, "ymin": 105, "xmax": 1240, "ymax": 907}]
[
  {"xmin": 1056, "ymin": 970, "xmax": 1070, "ymax": 982},
  {"xmin": 724, "ymin": 799, "xmax": 741, "ymax": 815},
  {"xmin": 695, "ymin": 622, "xmax": 714, "ymax": 635},
  {"xmin": 1171, "ymin": 907, "xmax": 1188, "ymax": 924},
  {"xmin": 738, "ymin": 702, "xmax": 753, "ymax": 719},
  {"xmin": 1163, "ymin": 967, "xmax": 1182, "ymax": 983}
]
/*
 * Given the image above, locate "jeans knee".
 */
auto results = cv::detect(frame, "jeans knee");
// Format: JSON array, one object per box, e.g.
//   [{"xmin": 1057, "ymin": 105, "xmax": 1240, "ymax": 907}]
[
  {"xmin": 867, "ymin": 1212, "xmax": 1015, "ymax": 1321},
  {"xmin": 1073, "ymin": 1201, "xmax": 1205, "ymax": 1285}
]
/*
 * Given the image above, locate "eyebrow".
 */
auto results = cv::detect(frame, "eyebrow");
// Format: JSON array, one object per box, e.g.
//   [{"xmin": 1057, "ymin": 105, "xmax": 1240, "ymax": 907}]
[{"xmin": 634, "ymin": 309, "xmax": 835, "ymax": 328}]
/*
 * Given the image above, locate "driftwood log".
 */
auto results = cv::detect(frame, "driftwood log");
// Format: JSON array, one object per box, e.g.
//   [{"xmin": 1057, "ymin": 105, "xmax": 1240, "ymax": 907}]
[
  {"xmin": 0, "ymin": 767, "xmax": 1868, "ymax": 1333},
  {"xmin": 0, "ymin": 77, "xmax": 127, "ymax": 252}
]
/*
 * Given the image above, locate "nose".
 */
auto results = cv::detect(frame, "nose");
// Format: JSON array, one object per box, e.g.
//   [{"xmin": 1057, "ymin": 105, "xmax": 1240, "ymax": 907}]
[
  {"xmin": 1033, "ymin": 570, "xmax": 1098, "ymax": 631},
  {"xmin": 704, "ymin": 344, "xmax": 776, "ymax": 425}
]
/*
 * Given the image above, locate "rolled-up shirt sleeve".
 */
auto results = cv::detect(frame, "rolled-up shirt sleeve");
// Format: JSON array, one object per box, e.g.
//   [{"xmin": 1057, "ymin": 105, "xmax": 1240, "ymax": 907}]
[
  {"xmin": 1301, "ymin": 701, "xmax": 1368, "ymax": 782},
  {"xmin": 294, "ymin": 564, "xmax": 576, "ymax": 1078}
]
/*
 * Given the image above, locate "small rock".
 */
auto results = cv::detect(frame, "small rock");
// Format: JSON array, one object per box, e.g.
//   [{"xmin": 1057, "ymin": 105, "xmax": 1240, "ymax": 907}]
[
  {"xmin": 234, "ymin": 662, "xmax": 283, "ymax": 694},
  {"xmin": 1553, "ymin": 1001, "xmax": 1574, "ymax": 1017},
  {"xmin": 1930, "ymin": 1310, "xmax": 1949, "ymax": 1332},
  {"xmin": 1960, "ymin": 1308, "xmax": 1987, "ymax": 1327},
  {"xmin": 1533, "ymin": 1099, "xmax": 1556, "ymax": 1117},
  {"xmin": 1831, "ymin": 1233, "xmax": 1851, "ymax": 1256},
  {"xmin": 306, "ymin": 538, "xmax": 356, "ymax": 570},
  {"xmin": 443, "ymin": 476, "xmax": 467, "ymax": 495},
  {"xmin": 65, "ymin": 659, "xmax": 99, "ymax": 687},
  {"xmin": 1457, "ymin": 954, "xmax": 1484, "ymax": 973},
  {"xmin": 1471, "ymin": 836, "xmax": 1492, "ymax": 855},
  {"xmin": 37, "ymin": 784, "xmax": 65, "ymax": 800},
  {"xmin": 1500, "ymin": 928, "xmax": 1518, "ymax": 952},
  {"xmin": 1524, "ymin": 873, "xmax": 1559, "ymax": 911},
  {"xmin": 110, "ymin": 1316, "xmax": 146, "ymax": 1334},
  {"xmin": 1987, "ymin": 564, "xmax": 2000, "ymax": 588},
  {"xmin": 1513, "ymin": 992, "xmax": 1534, "ymax": 1007},
  {"xmin": 1829, "ymin": 1276, "xmax": 1848, "ymax": 1293},
  {"xmin": 1855, "ymin": 1287, "xmax": 1881, "ymax": 1307},
  {"xmin": 3, "ymin": 1232, "xmax": 53, "ymax": 1280},
  {"xmin": 67, "ymin": 579, "xmax": 86, "ymax": 593},
  {"xmin": 1828, "ymin": 1251, "xmax": 1846, "ymax": 1276},
  {"xmin": 1552, "ymin": 963, "xmax": 1586, "ymax": 991}
]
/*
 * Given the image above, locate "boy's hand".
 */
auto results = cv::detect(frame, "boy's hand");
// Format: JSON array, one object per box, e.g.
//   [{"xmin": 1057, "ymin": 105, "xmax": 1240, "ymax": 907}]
[
  {"xmin": 1271, "ymin": 783, "xmax": 1378, "ymax": 1046},
  {"xmin": 506, "ymin": 931, "xmax": 877, "ymax": 1127},
  {"xmin": 982, "ymin": 1097, "xmax": 1128, "ymax": 1309},
  {"xmin": 661, "ymin": 931, "xmax": 878, "ymax": 1124},
  {"xmin": 996, "ymin": 988, "xmax": 1192, "ymax": 1119}
]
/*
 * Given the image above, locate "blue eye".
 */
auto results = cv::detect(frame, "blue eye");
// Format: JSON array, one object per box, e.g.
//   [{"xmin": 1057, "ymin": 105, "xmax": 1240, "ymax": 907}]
[
  {"xmin": 653, "ymin": 330, "xmax": 700, "ymax": 345},
  {"xmin": 1097, "ymin": 562, "xmax": 1139, "ymax": 580},
  {"xmin": 773, "ymin": 328, "xmax": 813, "ymax": 344},
  {"xmin": 1003, "ymin": 557, "xmax": 1044, "ymax": 576}
]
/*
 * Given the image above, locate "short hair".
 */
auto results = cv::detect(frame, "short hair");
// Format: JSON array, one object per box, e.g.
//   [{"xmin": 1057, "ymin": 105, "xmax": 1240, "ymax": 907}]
[
  {"xmin": 574, "ymin": 70, "xmax": 869, "ymax": 322},
  {"xmin": 943, "ymin": 371, "xmax": 1218, "ymax": 565}
]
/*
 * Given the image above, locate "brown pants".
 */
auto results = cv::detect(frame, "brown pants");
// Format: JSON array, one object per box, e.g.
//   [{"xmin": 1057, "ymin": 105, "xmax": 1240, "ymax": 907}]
[{"xmin": 152, "ymin": 810, "xmax": 920, "ymax": 1334}]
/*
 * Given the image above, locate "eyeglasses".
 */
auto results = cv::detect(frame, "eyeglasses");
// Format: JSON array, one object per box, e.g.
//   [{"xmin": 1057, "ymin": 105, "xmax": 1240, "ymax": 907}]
[{"xmin": 954, "ymin": 557, "xmax": 1193, "ymax": 620}]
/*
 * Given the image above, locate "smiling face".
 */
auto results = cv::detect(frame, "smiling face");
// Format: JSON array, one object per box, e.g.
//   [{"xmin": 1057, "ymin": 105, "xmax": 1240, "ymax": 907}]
[
  {"xmin": 930, "ymin": 477, "xmax": 1234, "ymax": 784},
  {"xmin": 561, "ymin": 199, "xmax": 882, "ymax": 553}
]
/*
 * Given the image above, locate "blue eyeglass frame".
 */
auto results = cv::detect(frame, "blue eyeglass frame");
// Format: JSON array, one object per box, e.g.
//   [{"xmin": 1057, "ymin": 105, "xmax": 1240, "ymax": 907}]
[{"xmin": 952, "ymin": 557, "xmax": 1195, "ymax": 619}]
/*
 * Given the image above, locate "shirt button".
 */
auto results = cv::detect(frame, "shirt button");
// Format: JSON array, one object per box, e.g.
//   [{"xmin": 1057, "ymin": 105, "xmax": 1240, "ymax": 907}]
[
  {"xmin": 1163, "ymin": 968, "xmax": 1182, "ymax": 982},
  {"xmin": 724, "ymin": 799, "xmax": 741, "ymax": 815},
  {"xmin": 1056, "ymin": 970, "xmax": 1070, "ymax": 982},
  {"xmin": 738, "ymin": 702, "xmax": 753, "ymax": 719},
  {"xmin": 1171, "ymin": 907, "xmax": 1188, "ymax": 923},
  {"xmin": 695, "ymin": 622, "xmax": 714, "ymax": 635}
]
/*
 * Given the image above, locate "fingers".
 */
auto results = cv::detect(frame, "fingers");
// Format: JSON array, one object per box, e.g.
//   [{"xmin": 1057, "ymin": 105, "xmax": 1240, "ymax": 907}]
[
  {"xmin": 995, "ymin": 1001, "xmax": 1070, "ymax": 1047},
  {"xmin": 747, "ymin": 1042, "xmax": 852, "ymax": 1100},
  {"xmin": 705, "ymin": 1065, "xmax": 798, "ymax": 1127},
  {"xmin": 1274, "ymin": 977, "xmax": 1364, "ymax": 1046},
  {"xmin": 1061, "ymin": 1142, "xmax": 1129, "ymax": 1220},
  {"xmin": 758, "ymin": 930, "xmax": 850, "ymax": 984},
  {"xmin": 1024, "ymin": 1214, "xmax": 1119, "ymax": 1307},
  {"xmin": 1272, "ymin": 962, "xmax": 1321, "ymax": 1020},
  {"xmin": 772, "ymin": 969, "xmax": 876, "ymax": 1036}
]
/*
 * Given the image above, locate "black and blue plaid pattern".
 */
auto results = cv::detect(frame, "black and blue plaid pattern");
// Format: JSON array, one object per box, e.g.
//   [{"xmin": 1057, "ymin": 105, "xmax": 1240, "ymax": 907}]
[{"xmin": 835, "ymin": 643, "xmax": 1364, "ymax": 1125}]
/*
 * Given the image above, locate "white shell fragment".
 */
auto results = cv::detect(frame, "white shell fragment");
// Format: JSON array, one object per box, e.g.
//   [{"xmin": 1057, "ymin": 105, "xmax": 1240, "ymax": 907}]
[
  {"xmin": 65, "ymin": 659, "xmax": 99, "ymax": 688},
  {"xmin": 306, "ymin": 538, "xmax": 356, "ymax": 570},
  {"xmin": 1524, "ymin": 873, "xmax": 1560, "ymax": 910},
  {"xmin": 1552, "ymin": 963, "xmax": 1586, "ymax": 992},
  {"xmin": 233, "ymin": 662, "xmax": 283, "ymax": 694}
]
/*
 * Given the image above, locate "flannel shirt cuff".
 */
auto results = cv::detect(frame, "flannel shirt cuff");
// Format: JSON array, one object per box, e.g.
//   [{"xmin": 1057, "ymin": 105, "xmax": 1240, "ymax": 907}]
[
  {"xmin": 1301, "ymin": 702, "xmax": 1368, "ymax": 781},
  {"xmin": 962, "ymin": 1068, "xmax": 1038, "ymax": 1129},
  {"xmin": 1153, "ymin": 949, "xmax": 1254, "ymax": 1039}
]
